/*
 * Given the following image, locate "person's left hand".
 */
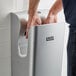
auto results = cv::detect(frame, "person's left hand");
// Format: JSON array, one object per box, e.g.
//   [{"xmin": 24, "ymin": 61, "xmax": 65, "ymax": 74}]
[{"xmin": 26, "ymin": 13, "xmax": 42, "ymax": 38}]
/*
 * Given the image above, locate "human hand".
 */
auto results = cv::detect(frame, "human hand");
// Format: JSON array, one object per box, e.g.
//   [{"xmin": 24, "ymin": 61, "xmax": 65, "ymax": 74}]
[
  {"xmin": 42, "ymin": 14, "xmax": 57, "ymax": 24},
  {"xmin": 26, "ymin": 13, "xmax": 42, "ymax": 38}
]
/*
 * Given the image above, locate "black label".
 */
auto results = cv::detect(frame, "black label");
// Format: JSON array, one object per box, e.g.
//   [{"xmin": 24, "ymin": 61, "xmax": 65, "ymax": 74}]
[{"xmin": 46, "ymin": 36, "xmax": 54, "ymax": 41}]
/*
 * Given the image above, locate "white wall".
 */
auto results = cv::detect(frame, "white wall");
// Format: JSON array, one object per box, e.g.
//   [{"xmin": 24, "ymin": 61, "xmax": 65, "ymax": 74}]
[
  {"xmin": 0, "ymin": 0, "xmax": 29, "ymax": 76},
  {"xmin": 0, "ymin": 0, "xmax": 28, "ymax": 76},
  {"xmin": 12, "ymin": 0, "xmax": 28, "ymax": 12},
  {"xmin": 0, "ymin": 0, "xmax": 13, "ymax": 76}
]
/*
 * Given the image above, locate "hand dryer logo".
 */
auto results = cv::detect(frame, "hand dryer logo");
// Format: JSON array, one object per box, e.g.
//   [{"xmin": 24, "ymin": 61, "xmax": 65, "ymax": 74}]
[{"xmin": 46, "ymin": 36, "xmax": 54, "ymax": 41}]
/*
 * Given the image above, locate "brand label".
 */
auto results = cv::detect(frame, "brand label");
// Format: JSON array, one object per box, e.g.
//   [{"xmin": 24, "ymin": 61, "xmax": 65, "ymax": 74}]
[{"xmin": 46, "ymin": 36, "xmax": 54, "ymax": 41}]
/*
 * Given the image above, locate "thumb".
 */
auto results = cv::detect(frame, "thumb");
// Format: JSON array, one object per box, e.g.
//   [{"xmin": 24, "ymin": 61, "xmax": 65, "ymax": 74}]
[
  {"xmin": 54, "ymin": 16, "xmax": 57, "ymax": 23},
  {"xmin": 26, "ymin": 29, "xmax": 28, "ymax": 39},
  {"xmin": 26, "ymin": 24, "xmax": 30, "ymax": 39}
]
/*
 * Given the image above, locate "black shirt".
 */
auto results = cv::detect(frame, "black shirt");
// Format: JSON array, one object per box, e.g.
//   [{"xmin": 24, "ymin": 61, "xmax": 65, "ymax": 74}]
[{"xmin": 62, "ymin": 0, "xmax": 76, "ymax": 26}]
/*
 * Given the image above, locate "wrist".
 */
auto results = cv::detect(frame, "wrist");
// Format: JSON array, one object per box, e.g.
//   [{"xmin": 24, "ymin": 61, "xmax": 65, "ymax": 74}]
[
  {"xmin": 48, "ymin": 10, "xmax": 57, "ymax": 18},
  {"xmin": 28, "ymin": 12, "xmax": 38, "ymax": 20},
  {"xmin": 28, "ymin": 9, "xmax": 37, "ymax": 17}
]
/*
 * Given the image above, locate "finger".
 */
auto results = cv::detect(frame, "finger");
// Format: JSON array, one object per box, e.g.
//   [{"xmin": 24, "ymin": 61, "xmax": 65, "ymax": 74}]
[
  {"xmin": 26, "ymin": 20, "xmax": 34, "ymax": 39},
  {"xmin": 26, "ymin": 29, "xmax": 28, "ymax": 39},
  {"xmin": 36, "ymin": 19, "xmax": 42, "ymax": 25},
  {"xmin": 26, "ymin": 21, "xmax": 34, "ymax": 38},
  {"xmin": 45, "ymin": 20, "xmax": 50, "ymax": 24},
  {"xmin": 54, "ymin": 19, "xmax": 57, "ymax": 23},
  {"xmin": 26, "ymin": 23, "xmax": 30, "ymax": 39},
  {"xmin": 34, "ymin": 22, "xmax": 39, "ymax": 26},
  {"xmin": 26, "ymin": 32, "xmax": 28, "ymax": 39},
  {"xmin": 54, "ymin": 16, "xmax": 57, "ymax": 23},
  {"xmin": 27, "ymin": 18, "xmax": 35, "ymax": 26},
  {"xmin": 43, "ymin": 17, "xmax": 51, "ymax": 24}
]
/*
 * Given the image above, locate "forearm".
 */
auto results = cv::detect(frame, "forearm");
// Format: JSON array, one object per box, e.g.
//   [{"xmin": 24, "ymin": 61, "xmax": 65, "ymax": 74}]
[
  {"xmin": 48, "ymin": 0, "xmax": 63, "ymax": 17},
  {"xmin": 28, "ymin": 0, "xmax": 40, "ymax": 16}
]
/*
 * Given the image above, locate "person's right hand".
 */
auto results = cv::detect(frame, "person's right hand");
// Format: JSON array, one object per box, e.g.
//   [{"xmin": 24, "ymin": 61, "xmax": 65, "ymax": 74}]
[
  {"xmin": 26, "ymin": 13, "xmax": 42, "ymax": 38},
  {"xmin": 42, "ymin": 14, "xmax": 57, "ymax": 24}
]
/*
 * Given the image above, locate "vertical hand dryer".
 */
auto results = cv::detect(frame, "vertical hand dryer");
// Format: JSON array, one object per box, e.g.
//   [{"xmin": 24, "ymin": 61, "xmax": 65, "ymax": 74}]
[{"xmin": 10, "ymin": 10, "xmax": 65, "ymax": 76}]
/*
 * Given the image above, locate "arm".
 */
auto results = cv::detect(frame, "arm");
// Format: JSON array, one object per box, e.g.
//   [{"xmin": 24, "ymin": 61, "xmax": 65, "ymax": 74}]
[
  {"xmin": 48, "ymin": 0, "xmax": 63, "ymax": 17},
  {"xmin": 26, "ymin": 0, "xmax": 41, "ymax": 38},
  {"xmin": 28, "ymin": 0, "xmax": 40, "ymax": 16},
  {"xmin": 43, "ymin": 0, "xmax": 63, "ymax": 23}
]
